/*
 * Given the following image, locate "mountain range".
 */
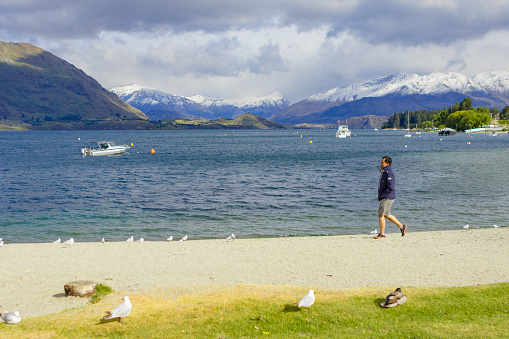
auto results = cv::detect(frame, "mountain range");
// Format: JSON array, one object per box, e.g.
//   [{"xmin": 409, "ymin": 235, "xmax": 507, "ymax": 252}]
[{"xmin": 111, "ymin": 70, "xmax": 509, "ymax": 128}]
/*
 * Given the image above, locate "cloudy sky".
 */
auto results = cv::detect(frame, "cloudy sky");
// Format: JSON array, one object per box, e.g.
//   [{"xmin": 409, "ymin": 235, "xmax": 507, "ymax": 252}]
[{"xmin": 2, "ymin": 0, "xmax": 509, "ymax": 102}]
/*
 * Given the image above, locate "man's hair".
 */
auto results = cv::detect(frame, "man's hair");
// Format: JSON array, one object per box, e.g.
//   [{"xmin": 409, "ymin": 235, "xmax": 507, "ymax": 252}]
[{"xmin": 383, "ymin": 156, "xmax": 392, "ymax": 165}]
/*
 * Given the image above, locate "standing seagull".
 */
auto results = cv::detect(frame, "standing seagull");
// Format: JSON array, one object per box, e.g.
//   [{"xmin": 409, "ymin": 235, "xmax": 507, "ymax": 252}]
[
  {"xmin": 180, "ymin": 235, "xmax": 188, "ymax": 242},
  {"xmin": 126, "ymin": 236, "xmax": 134, "ymax": 242},
  {"xmin": 103, "ymin": 296, "xmax": 132, "ymax": 323},
  {"xmin": 166, "ymin": 236, "xmax": 173, "ymax": 241},
  {"xmin": 297, "ymin": 290, "xmax": 315, "ymax": 309},
  {"xmin": 137, "ymin": 237, "xmax": 144, "ymax": 243},
  {"xmin": 101, "ymin": 238, "xmax": 105, "ymax": 243},
  {"xmin": 381, "ymin": 288, "xmax": 407, "ymax": 308},
  {"xmin": 0, "ymin": 238, "xmax": 3, "ymax": 247},
  {"xmin": 62, "ymin": 238, "xmax": 74, "ymax": 246},
  {"xmin": 53, "ymin": 238, "xmax": 61, "ymax": 244},
  {"xmin": 1, "ymin": 311, "xmax": 21, "ymax": 324}
]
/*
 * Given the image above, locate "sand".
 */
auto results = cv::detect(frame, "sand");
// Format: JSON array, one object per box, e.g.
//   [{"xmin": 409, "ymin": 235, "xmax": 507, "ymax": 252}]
[{"xmin": 1, "ymin": 228, "xmax": 508, "ymax": 318}]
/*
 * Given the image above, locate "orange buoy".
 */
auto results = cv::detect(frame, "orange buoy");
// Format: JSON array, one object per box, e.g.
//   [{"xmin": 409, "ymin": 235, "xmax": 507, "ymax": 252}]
[{"xmin": 150, "ymin": 148, "xmax": 155, "ymax": 154}]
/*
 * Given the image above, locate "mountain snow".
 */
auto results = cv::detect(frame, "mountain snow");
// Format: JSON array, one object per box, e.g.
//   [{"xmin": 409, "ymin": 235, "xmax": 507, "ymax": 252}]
[
  {"xmin": 308, "ymin": 70, "xmax": 509, "ymax": 103},
  {"xmin": 110, "ymin": 84, "xmax": 194, "ymax": 107},
  {"xmin": 187, "ymin": 92, "xmax": 290, "ymax": 109}
]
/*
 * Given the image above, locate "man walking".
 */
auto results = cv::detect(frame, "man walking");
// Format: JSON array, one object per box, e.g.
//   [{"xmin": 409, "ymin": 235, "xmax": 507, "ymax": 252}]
[{"xmin": 375, "ymin": 156, "xmax": 407, "ymax": 239}]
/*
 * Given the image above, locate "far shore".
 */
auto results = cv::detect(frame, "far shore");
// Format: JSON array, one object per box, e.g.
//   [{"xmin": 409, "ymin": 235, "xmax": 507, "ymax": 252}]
[{"xmin": 1, "ymin": 228, "xmax": 508, "ymax": 319}]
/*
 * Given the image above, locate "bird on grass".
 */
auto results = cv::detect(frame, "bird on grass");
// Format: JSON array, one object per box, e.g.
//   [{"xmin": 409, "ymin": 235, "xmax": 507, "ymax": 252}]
[
  {"xmin": 296, "ymin": 290, "xmax": 315, "ymax": 309},
  {"xmin": 1, "ymin": 311, "xmax": 21, "ymax": 324},
  {"xmin": 381, "ymin": 288, "xmax": 407, "ymax": 308},
  {"xmin": 103, "ymin": 296, "xmax": 132, "ymax": 323}
]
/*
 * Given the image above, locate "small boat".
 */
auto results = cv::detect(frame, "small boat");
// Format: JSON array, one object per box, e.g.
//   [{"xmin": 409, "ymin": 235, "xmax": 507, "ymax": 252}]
[
  {"xmin": 336, "ymin": 124, "xmax": 352, "ymax": 138},
  {"xmin": 490, "ymin": 132, "xmax": 498, "ymax": 137},
  {"xmin": 404, "ymin": 112, "xmax": 412, "ymax": 137},
  {"xmin": 438, "ymin": 128, "xmax": 457, "ymax": 136},
  {"xmin": 81, "ymin": 141, "xmax": 130, "ymax": 156},
  {"xmin": 415, "ymin": 129, "xmax": 421, "ymax": 135}
]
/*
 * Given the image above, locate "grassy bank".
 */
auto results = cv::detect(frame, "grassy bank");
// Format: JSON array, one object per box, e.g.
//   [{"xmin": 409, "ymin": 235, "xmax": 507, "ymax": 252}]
[{"xmin": 1, "ymin": 283, "xmax": 508, "ymax": 338}]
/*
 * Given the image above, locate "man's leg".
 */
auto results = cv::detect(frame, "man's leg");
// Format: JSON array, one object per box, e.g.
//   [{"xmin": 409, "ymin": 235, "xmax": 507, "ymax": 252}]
[
  {"xmin": 378, "ymin": 215, "xmax": 386, "ymax": 235},
  {"xmin": 385, "ymin": 214, "xmax": 403, "ymax": 229}
]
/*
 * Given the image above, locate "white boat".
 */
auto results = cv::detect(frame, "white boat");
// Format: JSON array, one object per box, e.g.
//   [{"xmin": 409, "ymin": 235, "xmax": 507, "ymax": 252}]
[
  {"xmin": 81, "ymin": 141, "xmax": 130, "ymax": 156},
  {"xmin": 404, "ymin": 112, "xmax": 412, "ymax": 137},
  {"xmin": 490, "ymin": 132, "xmax": 498, "ymax": 137},
  {"xmin": 336, "ymin": 124, "xmax": 352, "ymax": 138}
]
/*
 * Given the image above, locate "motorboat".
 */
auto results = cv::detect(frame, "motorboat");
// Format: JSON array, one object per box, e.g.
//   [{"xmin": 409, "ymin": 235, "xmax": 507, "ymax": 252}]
[
  {"xmin": 81, "ymin": 141, "xmax": 129, "ymax": 156},
  {"xmin": 336, "ymin": 124, "xmax": 352, "ymax": 138},
  {"xmin": 490, "ymin": 131, "xmax": 498, "ymax": 137}
]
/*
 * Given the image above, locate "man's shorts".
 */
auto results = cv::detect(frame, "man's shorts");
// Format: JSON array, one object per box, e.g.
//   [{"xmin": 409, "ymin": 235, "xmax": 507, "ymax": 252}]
[{"xmin": 378, "ymin": 199, "xmax": 395, "ymax": 216}]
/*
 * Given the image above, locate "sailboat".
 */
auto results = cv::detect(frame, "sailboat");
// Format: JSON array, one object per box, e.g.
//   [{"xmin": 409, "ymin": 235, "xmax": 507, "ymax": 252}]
[{"xmin": 404, "ymin": 112, "xmax": 412, "ymax": 137}]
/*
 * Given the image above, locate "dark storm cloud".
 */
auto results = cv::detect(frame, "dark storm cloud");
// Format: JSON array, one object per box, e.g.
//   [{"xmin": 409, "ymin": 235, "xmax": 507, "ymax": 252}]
[{"xmin": 2, "ymin": 0, "xmax": 509, "ymax": 46}]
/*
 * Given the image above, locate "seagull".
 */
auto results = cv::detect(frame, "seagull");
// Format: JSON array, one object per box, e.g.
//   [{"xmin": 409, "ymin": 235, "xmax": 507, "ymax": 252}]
[
  {"xmin": 52, "ymin": 238, "xmax": 61, "ymax": 244},
  {"xmin": 101, "ymin": 238, "xmax": 105, "ymax": 243},
  {"xmin": 137, "ymin": 237, "xmax": 144, "ymax": 243},
  {"xmin": 381, "ymin": 288, "xmax": 407, "ymax": 308},
  {"xmin": 103, "ymin": 296, "xmax": 132, "ymax": 323},
  {"xmin": 126, "ymin": 236, "xmax": 134, "ymax": 242},
  {"xmin": 1, "ymin": 311, "xmax": 21, "ymax": 324},
  {"xmin": 0, "ymin": 238, "xmax": 3, "ymax": 247},
  {"xmin": 463, "ymin": 224, "xmax": 470, "ymax": 229},
  {"xmin": 180, "ymin": 235, "xmax": 188, "ymax": 242},
  {"xmin": 492, "ymin": 225, "xmax": 500, "ymax": 228},
  {"xmin": 62, "ymin": 238, "xmax": 74, "ymax": 246},
  {"xmin": 166, "ymin": 236, "xmax": 173, "ymax": 241},
  {"xmin": 370, "ymin": 229, "xmax": 378, "ymax": 234},
  {"xmin": 297, "ymin": 289, "xmax": 315, "ymax": 309},
  {"xmin": 227, "ymin": 233, "xmax": 236, "ymax": 240}
]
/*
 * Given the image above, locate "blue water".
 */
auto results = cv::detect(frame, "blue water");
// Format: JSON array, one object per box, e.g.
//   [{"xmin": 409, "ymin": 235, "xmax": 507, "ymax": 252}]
[{"xmin": 1, "ymin": 129, "xmax": 508, "ymax": 242}]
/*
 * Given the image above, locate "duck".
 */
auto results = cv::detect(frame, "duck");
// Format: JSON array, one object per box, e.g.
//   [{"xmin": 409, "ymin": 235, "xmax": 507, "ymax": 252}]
[{"xmin": 381, "ymin": 288, "xmax": 407, "ymax": 308}]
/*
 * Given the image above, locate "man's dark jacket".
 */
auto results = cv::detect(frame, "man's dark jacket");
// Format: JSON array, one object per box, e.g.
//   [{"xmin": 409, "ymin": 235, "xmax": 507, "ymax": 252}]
[{"xmin": 378, "ymin": 164, "xmax": 396, "ymax": 201}]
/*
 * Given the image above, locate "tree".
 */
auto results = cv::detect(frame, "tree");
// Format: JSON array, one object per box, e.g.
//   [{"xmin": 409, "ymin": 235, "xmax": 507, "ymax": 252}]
[
  {"xmin": 459, "ymin": 97, "xmax": 472, "ymax": 111},
  {"xmin": 445, "ymin": 110, "xmax": 490, "ymax": 131}
]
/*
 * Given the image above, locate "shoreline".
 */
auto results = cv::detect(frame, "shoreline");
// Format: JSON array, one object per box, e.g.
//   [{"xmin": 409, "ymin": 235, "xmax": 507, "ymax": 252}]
[{"xmin": 1, "ymin": 228, "xmax": 508, "ymax": 319}]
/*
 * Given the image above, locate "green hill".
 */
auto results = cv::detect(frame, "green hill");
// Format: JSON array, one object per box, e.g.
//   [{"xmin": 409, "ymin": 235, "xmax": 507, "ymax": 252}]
[{"xmin": 0, "ymin": 41, "xmax": 149, "ymax": 129}]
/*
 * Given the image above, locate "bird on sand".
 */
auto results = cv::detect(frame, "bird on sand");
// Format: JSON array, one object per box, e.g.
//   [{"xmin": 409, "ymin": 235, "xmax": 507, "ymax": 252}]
[
  {"xmin": 463, "ymin": 224, "xmax": 470, "ymax": 229},
  {"xmin": 0, "ymin": 238, "xmax": 3, "ymax": 247},
  {"xmin": 166, "ymin": 236, "xmax": 173, "ymax": 241},
  {"xmin": 101, "ymin": 238, "xmax": 105, "ymax": 243},
  {"xmin": 370, "ymin": 229, "xmax": 378, "ymax": 234},
  {"xmin": 103, "ymin": 296, "xmax": 132, "ymax": 323},
  {"xmin": 1, "ymin": 311, "xmax": 21, "ymax": 324},
  {"xmin": 227, "ymin": 233, "xmax": 236, "ymax": 240},
  {"xmin": 179, "ymin": 235, "xmax": 188, "ymax": 241},
  {"xmin": 137, "ymin": 237, "xmax": 144, "ymax": 243},
  {"xmin": 52, "ymin": 238, "xmax": 61, "ymax": 244},
  {"xmin": 381, "ymin": 288, "xmax": 407, "ymax": 308},
  {"xmin": 297, "ymin": 290, "xmax": 315, "ymax": 309},
  {"xmin": 126, "ymin": 236, "xmax": 134, "ymax": 242},
  {"xmin": 62, "ymin": 238, "xmax": 74, "ymax": 246}
]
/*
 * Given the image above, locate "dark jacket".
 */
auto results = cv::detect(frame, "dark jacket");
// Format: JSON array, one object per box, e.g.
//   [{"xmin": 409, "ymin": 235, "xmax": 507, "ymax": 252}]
[{"xmin": 378, "ymin": 164, "xmax": 396, "ymax": 201}]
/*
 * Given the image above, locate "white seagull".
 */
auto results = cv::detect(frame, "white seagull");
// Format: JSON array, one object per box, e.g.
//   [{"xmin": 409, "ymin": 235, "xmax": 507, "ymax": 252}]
[
  {"xmin": 126, "ymin": 236, "xmax": 134, "ymax": 242},
  {"xmin": 463, "ymin": 224, "xmax": 470, "ymax": 229},
  {"xmin": 52, "ymin": 238, "xmax": 61, "ymax": 244},
  {"xmin": 227, "ymin": 233, "xmax": 236, "ymax": 240},
  {"xmin": 137, "ymin": 237, "xmax": 144, "ymax": 243},
  {"xmin": 101, "ymin": 238, "xmax": 105, "ymax": 243},
  {"xmin": 297, "ymin": 289, "xmax": 315, "ymax": 309},
  {"xmin": 103, "ymin": 296, "xmax": 132, "ymax": 323},
  {"xmin": 1, "ymin": 311, "xmax": 21, "ymax": 324},
  {"xmin": 62, "ymin": 238, "xmax": 74, "ymax": 246},
  {"xmin": 381, "ymin": 288, "xmax": 407, "ymax": 308},
  {"xmin": 0, "ymin": 238, "xmax": 3, "ymax": 247},
  {"xmin": 370, "ymin": 229, "xmax": 378, "ymax": 234},
  {"xmin": 166, "ymin": 236, "xmax": 173, "ymax": 241},
  {"xmin": 492, "ymin": 224, "xmax": 500, "ymax": 228},
  {"xmin": 180, "ymin": 235, "xmax": 188, "ymax": 242}
]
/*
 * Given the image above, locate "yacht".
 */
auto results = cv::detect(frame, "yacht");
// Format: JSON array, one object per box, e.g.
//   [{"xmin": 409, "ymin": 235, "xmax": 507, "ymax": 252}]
[{"xmin": 336, "ymin": 124, "xmax": 352, "ymax": 138}]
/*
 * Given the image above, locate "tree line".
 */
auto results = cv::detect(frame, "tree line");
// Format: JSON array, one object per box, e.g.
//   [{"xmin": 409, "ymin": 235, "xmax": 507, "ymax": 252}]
[{"xmin": 381, "ymin": 97, "xmax": 509, "ymax": 131}]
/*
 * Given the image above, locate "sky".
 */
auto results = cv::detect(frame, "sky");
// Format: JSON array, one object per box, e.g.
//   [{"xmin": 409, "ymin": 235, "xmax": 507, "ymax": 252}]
[{"xmin": 2, "ymin": 0, "xmax": 509, "ymax": 103}]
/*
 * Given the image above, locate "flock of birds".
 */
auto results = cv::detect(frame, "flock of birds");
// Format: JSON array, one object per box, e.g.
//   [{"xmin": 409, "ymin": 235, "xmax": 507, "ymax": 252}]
[
  {"xmin": 1, "ymin": 287, "xmax": 406, "ymax": 325},
  {"xmin": 46, "ymin": 233, "xmax": 237, "ymax": 246}
]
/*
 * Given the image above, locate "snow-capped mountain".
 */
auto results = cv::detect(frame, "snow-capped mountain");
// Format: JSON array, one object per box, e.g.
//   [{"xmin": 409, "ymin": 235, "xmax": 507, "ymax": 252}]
[
  {"xmin": 187, "ymin": 92, "xmax": 291, "ymax": 119},
  {"xmin": 110, "ymin": 85, "xmax": 291, "ymax": 120},
  {"xmin": 110, "ymin": 84, "xmax": 216, "ymax": 120},
  {"xmin": 270, "ymin": 70, "xmax": 509, "ymax": 125}
]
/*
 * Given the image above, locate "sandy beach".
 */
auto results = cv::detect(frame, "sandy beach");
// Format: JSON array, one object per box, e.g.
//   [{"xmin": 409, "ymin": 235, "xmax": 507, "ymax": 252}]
[{"xmin": 1, "ymin": 228, "xmax": 508, "ymax": 319}]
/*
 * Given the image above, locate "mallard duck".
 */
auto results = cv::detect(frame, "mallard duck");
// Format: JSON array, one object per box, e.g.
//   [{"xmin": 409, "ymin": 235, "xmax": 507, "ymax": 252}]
[{"xmin": 381, "ymin": 288, "xmax": 407, "ymax": 307}]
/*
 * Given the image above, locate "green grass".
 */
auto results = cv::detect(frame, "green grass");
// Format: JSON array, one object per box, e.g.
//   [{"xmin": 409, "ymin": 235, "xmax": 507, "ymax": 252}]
[
  {"xmin": 90, "ymin": 283, "xmax": 114, "ymax": 304},
  {"xmin": 1, "ymin": 283, "xmax": 508, "ymax": 338}
]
